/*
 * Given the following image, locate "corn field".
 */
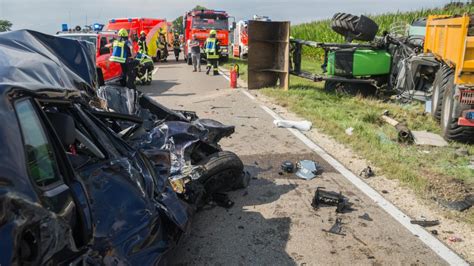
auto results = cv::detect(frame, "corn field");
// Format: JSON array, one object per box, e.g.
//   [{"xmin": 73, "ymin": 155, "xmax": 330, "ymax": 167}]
[{"xmin": 291, "ymin": 2, "xmax": 474, "ymax": 59}]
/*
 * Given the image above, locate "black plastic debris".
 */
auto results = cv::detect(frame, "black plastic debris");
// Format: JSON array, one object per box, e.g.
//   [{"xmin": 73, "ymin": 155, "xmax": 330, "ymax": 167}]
[
  {"xmin": 436, "ymin": 195, "xmax": 474, "ymax": 212},
  {"xmin": 323, "ymin": 218, "xmax": 345, "ymax": 236},
  {"xmin": 212, "ymin": 193, "xmax": 235, "ymax": 209},
  {"xmin": 311, "ymin": 187, "xmax": 350, "ymax": 213},
  {"xmin": 360, "ymin": 166, "xmax": 374, "ymax": 178},
  {"xmin": 281, "ymin": 161, "xmax": 295, "ymax": 173},
  {"xmin": 358, "ymin": 213, "xmax": 373, "ymax": 221},
  {"xmin": 410, "ymin": 219, "xmax": 440, "ymax": 227}
]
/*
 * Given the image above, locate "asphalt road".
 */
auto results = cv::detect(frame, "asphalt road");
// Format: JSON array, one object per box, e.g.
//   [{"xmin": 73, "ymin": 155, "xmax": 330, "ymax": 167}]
[{"xmin": 142, "ymin": 57, "xmax": 450, "ymax": 265}]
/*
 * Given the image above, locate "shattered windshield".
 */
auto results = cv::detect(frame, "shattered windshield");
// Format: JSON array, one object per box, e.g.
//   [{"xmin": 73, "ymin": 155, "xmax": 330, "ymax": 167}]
[{"xmin": 192, "ymin": 15, "xmax": 228, "ymax": 30}]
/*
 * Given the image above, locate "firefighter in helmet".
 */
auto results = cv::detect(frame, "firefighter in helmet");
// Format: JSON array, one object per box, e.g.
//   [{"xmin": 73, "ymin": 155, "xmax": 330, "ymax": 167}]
[
  {"xmin": 172, "ymin": 32, "xmax": 181, "ymax": 61},
  {"xmin": 138, "ymin": 30, "xmax": 148, "ymax": 54},
  {"xmin": 155, "ymin": 28, "xmax": 168, "ymax": 62},
  {"xmin": 204, "ymin": 29, "xmax": 220, "ymax": 75},
  {"xmin": 109, "ymin": 28, "xmax": 137, "ymax": 89}
]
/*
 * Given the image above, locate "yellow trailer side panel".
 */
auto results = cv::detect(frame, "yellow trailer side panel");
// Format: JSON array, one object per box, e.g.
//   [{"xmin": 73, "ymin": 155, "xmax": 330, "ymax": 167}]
[{"xmin": 424, "ymin": 14, "xmax": 474, "ymax": 85}]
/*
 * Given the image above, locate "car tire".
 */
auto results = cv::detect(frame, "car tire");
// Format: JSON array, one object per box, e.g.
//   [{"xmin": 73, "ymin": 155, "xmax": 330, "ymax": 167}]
[
  {"xmin": 331, "ymin": 13, "xmax": 378, "ymax": 42},
  {"xmin": 440, "ymin": 81, "xmax": 474, "ymax": 143},
  {"xmin": 197, "ymin": 151, "xmax": 246, "ymax": 194},
  {"xmin": 431, "ymin": 65, "xmax": 453, "ymax": 121}
]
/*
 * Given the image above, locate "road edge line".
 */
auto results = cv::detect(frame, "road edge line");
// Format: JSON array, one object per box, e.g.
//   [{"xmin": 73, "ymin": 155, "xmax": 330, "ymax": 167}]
[{"xmin": 217, "ymin": 68, "xmax": 468, "ymax": 265}]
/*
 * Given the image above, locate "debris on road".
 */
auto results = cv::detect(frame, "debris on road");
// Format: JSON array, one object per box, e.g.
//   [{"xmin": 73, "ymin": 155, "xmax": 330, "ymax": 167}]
[
  {"xmin": 296, "ymin": 160, "xmax": 322, "ymax": 180},
  {"xmin": 431, "ymin": 230, "xmax": 438, "ymax": 235},
  {"xmin": 273, "ymin": 119, "xmax": 312, "ymax": 131},
  {"xmin": 381, "ymin": 113, "xmax": 413, "ymax": 143},
  {"xmin": 448, "ymin": 236, "xmax": 463, "ymax": 243},
  {"xmin": 281, "ymin": 160, "xmax": 295, "ymax": 173},
  {"xmin": 345, "ymin": 127, "xmax": 354, "ymax": 136},
  {"xmin": 411, "ymin": 131, "xmax": 448, "ymax": 147},
  {"xmin": 323, "ymin": 218, "xmax": 345, "ymax": 236},
  {"xmin": 410, "ymin": 219, "xmax": 440, "ymax": 227},
  {"xmin": 436, "ymin": 195, "xmax": 474, "ymax": 212},
  {"xmin": 359, "ymin": 166, "xmax": 375, "ymax": 178},
  {"xmin": 311, "ymin": 187, "xmax": 350, "ymax": 213},
  {"xmin": 212, "ymin": 193, "xmax": 235, "ymax": 209},
  {"xmin": 358, "ymin": 213, "xmax": 373, "ymax": 221}
]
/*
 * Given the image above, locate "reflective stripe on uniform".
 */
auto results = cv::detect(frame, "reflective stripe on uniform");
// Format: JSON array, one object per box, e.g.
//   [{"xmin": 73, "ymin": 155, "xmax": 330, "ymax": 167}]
[{"xmin": 110, "ymin": 40, "xmax": 126, "ymax": 63}]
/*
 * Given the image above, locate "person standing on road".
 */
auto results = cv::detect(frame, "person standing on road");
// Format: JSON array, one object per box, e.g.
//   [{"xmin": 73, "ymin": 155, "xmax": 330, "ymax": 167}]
[
  {"xmin": 190, "ymin": 34, "xmax": 201, "ymax": 72},
  {"xmin": 109, "ymin": 28, "xmax": 137, "ymax": 90},
  {"xmin": 156, "ymin": 28, "xmax": 168, "ymax": 62},
  {"xmin": 138, "ymin": 31, "xmax": 148, "ymax": 55},
  {"xmin": 173, "ymin": 33, "xmax": 181, "ymax": 61},
  {"xmin": 204, "ymin": 30, "xmax": 220, "ymax": 75}
]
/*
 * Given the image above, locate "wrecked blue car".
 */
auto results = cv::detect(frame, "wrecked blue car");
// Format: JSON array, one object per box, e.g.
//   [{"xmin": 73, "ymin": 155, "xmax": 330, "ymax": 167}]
[{"xmin": 0, "ymin": 30, "xmax": 245, "ymax": 265}]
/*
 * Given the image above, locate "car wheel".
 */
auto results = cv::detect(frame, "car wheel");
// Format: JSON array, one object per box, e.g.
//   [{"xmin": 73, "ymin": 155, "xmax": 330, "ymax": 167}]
[{"xmin": 197, "ymin": 151, "xmax": 246, "ymax": 194}]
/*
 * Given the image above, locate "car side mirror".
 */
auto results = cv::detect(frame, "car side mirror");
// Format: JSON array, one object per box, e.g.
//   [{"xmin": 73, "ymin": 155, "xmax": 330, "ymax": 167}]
[
  {"xmin": 232, "ymin": 22, "xmax": 236, "ymax": 30},
  {"xmin": 99, "ymin": 46, "xmax": 110, "ymax": 55}
]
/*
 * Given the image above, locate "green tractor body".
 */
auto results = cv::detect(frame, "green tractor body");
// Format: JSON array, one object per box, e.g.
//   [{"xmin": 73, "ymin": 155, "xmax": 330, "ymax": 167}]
[{"xmin": 327, "ymin": 49, "xmax": 392, "ymax": 77}]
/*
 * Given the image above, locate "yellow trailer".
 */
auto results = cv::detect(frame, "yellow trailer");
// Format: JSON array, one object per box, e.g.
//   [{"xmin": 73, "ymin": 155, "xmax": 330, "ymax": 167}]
[{"xmin": 425, "ymin": 14, "xmax": 474, "ymax": 142}]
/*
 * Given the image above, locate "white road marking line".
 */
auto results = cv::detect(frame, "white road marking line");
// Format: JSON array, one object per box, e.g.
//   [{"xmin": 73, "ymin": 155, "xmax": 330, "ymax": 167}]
[
  {"xmin": 152, "ymin": 68, "xmax": 158, "ymax": 75},
  {"xmin": 218, "ymin": 69, "xmax": 468, "ymax": 265}
]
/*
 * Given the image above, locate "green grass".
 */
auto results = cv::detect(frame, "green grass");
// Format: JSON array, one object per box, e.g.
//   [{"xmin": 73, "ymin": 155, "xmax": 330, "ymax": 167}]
[{"xmin": 291, "ymin": 3, "xmax": 474, "ymax": 59}]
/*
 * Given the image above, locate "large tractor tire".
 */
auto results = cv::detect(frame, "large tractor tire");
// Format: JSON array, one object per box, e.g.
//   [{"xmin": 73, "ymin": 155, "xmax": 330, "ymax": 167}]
[
  {"xmin": 197, "ymin": 151, "xmax": 248, "ymax": 194},
  {"xmin": 440, "ymin": 81, "xmax": 474, "ymax": 143},
  {"xmin": 431, "ymin": 65, "xmax": 453, "ymax": 121},
  {"xmin": 331, "ymin": 13, "xmax": 379, "ymax": 42}
]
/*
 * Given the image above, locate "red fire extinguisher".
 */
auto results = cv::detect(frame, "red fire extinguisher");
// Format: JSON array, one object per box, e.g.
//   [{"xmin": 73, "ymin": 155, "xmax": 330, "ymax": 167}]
[{"xmin": 230, "ymin": 64, "xmax": 239, "ymax": 89}]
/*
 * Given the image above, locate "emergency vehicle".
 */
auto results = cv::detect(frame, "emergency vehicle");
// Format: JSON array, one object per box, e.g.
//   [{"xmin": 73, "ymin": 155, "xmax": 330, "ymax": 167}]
[{"xmin": 183, "ymin": 9, "xmax": 231, "ymax": 64}]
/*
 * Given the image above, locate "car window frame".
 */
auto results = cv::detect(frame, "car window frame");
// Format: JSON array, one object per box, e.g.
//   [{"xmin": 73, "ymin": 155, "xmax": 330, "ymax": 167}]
[{"xmin": 14, "ymin": 98, "xmax": 67, "ymax": 190}]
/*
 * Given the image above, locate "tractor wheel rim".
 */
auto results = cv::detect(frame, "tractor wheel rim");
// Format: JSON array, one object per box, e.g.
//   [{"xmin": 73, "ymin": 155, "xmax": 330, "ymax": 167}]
[{"xmin": 442, "ymin": 96, "xmax": 451, "ymax": 129}]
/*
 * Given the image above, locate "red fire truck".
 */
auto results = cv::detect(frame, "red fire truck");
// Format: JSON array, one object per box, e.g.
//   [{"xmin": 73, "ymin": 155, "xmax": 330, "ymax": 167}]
[
  {"xmin": 183, "ymin": 9, "xmax": 230, "ymax": 64},
  {"xmin": 106, "ymin": 18, "xmax": 168, "ymax": 60},
  {"xmin": 232, "ymin": 20, "xmax": 248, "ymax": 59}
]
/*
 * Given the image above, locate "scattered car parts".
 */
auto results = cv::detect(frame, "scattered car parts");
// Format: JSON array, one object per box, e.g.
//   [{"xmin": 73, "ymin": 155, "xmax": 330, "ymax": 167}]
[
  {"xmin": 323, "ymin": 218, "xmax": 345, "ymax": 236},
  {"xmin": 311, "ymin": 187, "xmax": 350, "ymax": 213},
  {"xmin": 296, "ymin": 160, "xmax": 322, "ymax": 180}
]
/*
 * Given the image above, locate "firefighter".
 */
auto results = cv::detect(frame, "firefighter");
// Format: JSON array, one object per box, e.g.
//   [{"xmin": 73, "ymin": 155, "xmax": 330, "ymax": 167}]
[
  {"xmin": 138, "ymin": 30, "xmax": 148, "ymax": 54},
  {"xmin": 109, "ymin": 28, "xmax": 137, "ymax": 90},
  {"xmin": 156, "ymin": 28, "xmax": 168, "ymax": 62},
  {"xmin": 204, "ymin": 29, "xmax": 220, "ymax": 75},
  {"xmin": 172, "ymin": 33, "xmax": 181, "ymax": 61}
]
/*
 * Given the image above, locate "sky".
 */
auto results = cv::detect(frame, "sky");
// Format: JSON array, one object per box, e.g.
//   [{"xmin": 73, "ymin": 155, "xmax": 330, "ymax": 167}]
[{"xmin": 0, "ymin": 0, "xmax": 467, "ymax": 33}]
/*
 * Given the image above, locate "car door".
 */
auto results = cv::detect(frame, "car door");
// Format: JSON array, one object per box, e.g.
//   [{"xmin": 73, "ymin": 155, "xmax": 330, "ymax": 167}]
[
  {"xmin": 97, "ymin": 35, "xmax": 111, "ymax": 81},
  {"xmin": 106, "ymin": 35, "xmax": 123, "ymax": 80},
  {"xmin": 13, "ymin": 98, "xmax": 92, "ymax": 263}
]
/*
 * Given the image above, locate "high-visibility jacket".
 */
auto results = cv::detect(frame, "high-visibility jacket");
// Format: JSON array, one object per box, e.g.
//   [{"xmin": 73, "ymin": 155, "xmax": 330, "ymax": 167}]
[
  {"xmin": 110, "ymin": 40, "xmax": 127, "ymax": 63},
  {"xmin": 138, "ymin": 39, "xmax": 148, "ymax": 54},
  {"xmin": 204, "ymin": 38, "xmax": 219, "ymax": 59}
]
